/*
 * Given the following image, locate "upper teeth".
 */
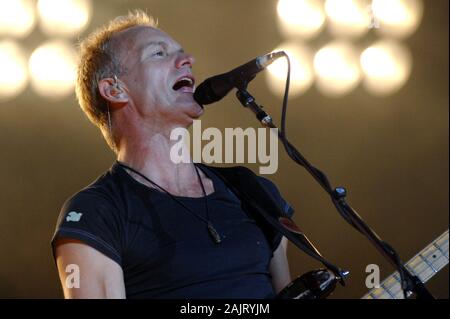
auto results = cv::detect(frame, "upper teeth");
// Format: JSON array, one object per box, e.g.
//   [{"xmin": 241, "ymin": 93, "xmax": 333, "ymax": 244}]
[{"xmin": 180, "ymin": 77, "xmax": 193, "ymax": 85}]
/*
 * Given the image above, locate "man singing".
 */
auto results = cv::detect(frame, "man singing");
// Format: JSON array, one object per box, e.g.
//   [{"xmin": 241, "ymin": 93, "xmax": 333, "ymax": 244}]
[{"xmin": 52, "ymin": 10, "xmax": 294, "ymax": 299}]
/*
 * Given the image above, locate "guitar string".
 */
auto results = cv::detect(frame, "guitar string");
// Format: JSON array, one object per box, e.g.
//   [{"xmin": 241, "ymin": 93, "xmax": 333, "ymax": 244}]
[{"xmin": 367, "ymin": 238, "xmax": 448, "ymax": 298}]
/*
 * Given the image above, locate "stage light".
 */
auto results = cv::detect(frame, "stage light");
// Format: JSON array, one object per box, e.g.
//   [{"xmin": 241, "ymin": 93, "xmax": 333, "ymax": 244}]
[
  {"xmin": 0, "ymin": 40, "xmax": 28, "ymax": 102},
  {"xmin": 372, "ymin": 0, "xmax": 424, "ymax": 38},
  {"xmin": 266, "ymin": 42, "xmax": 314, "ymax": 98},
  {"xmin": 37, "ymin": 0, "xmax": 92, "ymax": 38},
  {"xmin": 360, "ymin": 39, "xmax": 412, "ymax": 96},
  {"xmin": 0, "ymin": 0, "xmax": 36, "ymax": 38},
  {"xmin": 313, "ymin": 41, "xmax": 361, "ymax": 97},
  {"xmin": 277, "ymin": 0, "xmax": 326, "ymax": 39},
  {"xmin": 324, "ymin": 0, "xmax": 371, "ymax": 38},
  {"xmin": 29, "ymin": 40, "xmax": 77, "ymax": 99}
]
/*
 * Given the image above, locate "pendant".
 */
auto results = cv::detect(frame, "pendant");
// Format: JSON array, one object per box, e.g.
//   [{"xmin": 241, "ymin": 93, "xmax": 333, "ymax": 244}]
[{"xmin": 207, "ymin": 222, "xmax": 222, "ymax": 244}]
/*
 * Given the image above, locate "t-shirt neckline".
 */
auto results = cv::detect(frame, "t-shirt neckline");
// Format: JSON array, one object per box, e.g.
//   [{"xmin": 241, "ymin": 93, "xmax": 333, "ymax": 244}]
[{"xmin": 112, "ymin": 161, "xmax": 220, "ymax": 201}]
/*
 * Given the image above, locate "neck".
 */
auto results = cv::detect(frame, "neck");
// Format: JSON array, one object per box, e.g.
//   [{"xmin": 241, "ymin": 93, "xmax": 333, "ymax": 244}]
[{"xmin": 116, "ymin": 126, "xmax": 211, "ymax": 197}]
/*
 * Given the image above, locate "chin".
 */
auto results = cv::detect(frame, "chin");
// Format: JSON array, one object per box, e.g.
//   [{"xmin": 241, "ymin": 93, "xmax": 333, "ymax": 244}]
[{"xmin": 186, "ymin": 101, "xmax": 204, "ymax": 119}]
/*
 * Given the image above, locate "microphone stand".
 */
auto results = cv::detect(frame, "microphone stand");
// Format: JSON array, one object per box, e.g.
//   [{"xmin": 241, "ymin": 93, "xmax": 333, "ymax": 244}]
[{"xmin": 234, "ymin": 88, "xmax": 434, "ymax": 299}]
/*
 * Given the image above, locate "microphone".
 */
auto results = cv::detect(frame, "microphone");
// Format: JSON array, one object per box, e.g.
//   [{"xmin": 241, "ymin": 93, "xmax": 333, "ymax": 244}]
[{"xmin": 194, "ymin": 51, "xmax": 284, "ymax": 106}]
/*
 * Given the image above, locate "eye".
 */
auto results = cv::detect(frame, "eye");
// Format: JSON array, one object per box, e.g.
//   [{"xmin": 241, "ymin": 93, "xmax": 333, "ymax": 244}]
[{"xmin": 153, "ymin": 50, "xmax": 166, "ymax": 57}]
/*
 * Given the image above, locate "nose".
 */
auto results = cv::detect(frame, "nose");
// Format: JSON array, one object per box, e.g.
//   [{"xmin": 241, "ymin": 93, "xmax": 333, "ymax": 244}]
[{"xmin": 175, "ymin": 52, "xmax": 195, "ymax": 69}]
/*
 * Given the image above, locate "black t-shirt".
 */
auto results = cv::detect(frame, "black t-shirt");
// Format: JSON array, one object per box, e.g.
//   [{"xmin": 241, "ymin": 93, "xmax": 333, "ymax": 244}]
[{"xmin": 51, "ymin": 162, "xmax": 294, "ymax": 299}]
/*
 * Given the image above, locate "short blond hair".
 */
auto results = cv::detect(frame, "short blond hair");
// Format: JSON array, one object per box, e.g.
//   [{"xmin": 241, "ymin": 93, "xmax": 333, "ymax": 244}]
[{"xmin": 76, "ymin": 10, "xmax": 157, "ymax": 152}]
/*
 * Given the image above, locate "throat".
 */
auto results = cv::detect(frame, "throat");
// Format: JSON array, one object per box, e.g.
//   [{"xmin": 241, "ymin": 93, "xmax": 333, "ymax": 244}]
[{"xmin": 122, "ymin": 164, "xmax": 214, "ymax": 198}]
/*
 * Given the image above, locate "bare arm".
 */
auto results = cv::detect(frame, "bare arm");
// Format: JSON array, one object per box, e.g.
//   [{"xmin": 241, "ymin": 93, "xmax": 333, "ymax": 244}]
[
  {"xmin": 269, "ymin": 236, "xmax": 292, "ymax": 294},
  {"xmin": 54, "ymin": 239, "xmax": 126, "ymax": 299}
]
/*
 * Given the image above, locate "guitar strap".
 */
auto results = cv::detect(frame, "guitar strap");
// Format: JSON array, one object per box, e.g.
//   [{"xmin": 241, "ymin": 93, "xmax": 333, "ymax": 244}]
[{"xmin": 202, "ymin": 164, "xmax": 346, "ymax": 280}]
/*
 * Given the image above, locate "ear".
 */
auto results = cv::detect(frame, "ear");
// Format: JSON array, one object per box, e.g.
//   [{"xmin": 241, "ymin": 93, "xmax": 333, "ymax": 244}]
[{"xmin": 98, "ymin": 77, "xmax": 129, "ymax": 108}]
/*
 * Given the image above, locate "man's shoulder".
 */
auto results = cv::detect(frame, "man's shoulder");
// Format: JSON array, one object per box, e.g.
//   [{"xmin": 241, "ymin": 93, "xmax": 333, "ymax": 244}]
[
  {"xmin": 200, "ymin": 163, "xmax": 255, "ymax": 178},
  {"xmin": 201, "ymin": 164, "xmax": 276, "ymax": 187},
  {"xmin": 201, "ymin": 164, "xmax": 294, "ymax": 217},
  {"xmin": 61, "ymin": 165, "xmax": 122, "ymax": 212}
]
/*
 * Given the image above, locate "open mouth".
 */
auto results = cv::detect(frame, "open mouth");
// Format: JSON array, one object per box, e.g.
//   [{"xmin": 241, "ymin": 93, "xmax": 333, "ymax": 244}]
[{"xmin": 172, "ymin": 76, "xmax": 195, "ymax": 92}]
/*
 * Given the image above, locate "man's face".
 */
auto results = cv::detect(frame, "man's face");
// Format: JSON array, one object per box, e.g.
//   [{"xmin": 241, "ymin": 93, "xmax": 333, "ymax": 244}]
[{"xmin": 117, "ymin": 26, "xmax": 203, "ymax": 127}]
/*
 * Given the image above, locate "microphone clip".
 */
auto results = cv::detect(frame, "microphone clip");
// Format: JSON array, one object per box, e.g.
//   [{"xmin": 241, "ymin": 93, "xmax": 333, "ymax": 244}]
[{"xmin": 236, "ymin": 89, "xmax": 275, "ymax": 128}]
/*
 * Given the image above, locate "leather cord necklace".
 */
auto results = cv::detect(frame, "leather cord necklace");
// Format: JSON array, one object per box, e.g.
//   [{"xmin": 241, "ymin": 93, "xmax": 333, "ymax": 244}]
[{"xmin": 116, "ymin": 161, "xmax": 222, "ymax": 244}]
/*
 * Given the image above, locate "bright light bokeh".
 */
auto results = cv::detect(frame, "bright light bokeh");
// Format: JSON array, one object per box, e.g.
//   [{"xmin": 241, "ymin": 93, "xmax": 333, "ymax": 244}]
[
  {"xmin": 360, "ymin": 39, "xmax": 412, "ymax": 96},
  {"xmin": 325, "ymin": 0, "xmax": 371, "ymax": 38},
  {"xmin": 266, "ymin": 42, "xmax": 314, "ymax": 98},
  {"xmin": 277, "ymin": 0, "xmax": 326, "ymax": 39},
  {"xmin": 29, "ymin": 40, "xmax": 77, "ymax": 99},
  {"xmin": 313, "ymin": 41, "xmax": 361, "ymax": 97},
  {"xmin": 37, "ymin": 0, "xmax": 92, "ymax": 37},
  {"xmin": 372, "ymin": 0, "xmax": 424, "ymax": 38},
  {"xmin": 0, "ymin": 40, "xmax": 28, "ymax": 101},
  {"xmin": 0, "ymin": 0, "xmax": 36, "ymax": 38}
]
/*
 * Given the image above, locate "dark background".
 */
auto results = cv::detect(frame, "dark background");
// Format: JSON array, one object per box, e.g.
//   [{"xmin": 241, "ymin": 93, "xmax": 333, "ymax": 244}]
[{"xmin": 0, "ymin": 0, "xmax": 448, "ymax": 298}]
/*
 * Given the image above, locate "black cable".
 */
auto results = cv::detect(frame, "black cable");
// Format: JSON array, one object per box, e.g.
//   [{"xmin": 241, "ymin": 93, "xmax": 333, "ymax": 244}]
[{"xmin": 276, "ymin": 52, "xmax": 412, "ymax": 298}]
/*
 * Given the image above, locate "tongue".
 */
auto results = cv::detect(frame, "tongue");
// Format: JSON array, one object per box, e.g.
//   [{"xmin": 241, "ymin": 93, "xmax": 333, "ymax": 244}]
[{"xmin": 173, "ymin": 80, "xmax": 191, "ymax": 91}]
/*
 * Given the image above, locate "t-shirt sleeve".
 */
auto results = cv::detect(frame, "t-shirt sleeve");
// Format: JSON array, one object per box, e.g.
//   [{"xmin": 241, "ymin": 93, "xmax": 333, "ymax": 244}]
[
  {"xmin": 257, "ymin": 176, "xmax": 295, "ymax": 252},
  {"xmin": 51, "ymin": 190, "xmax": 123, "ymax": 266}
]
